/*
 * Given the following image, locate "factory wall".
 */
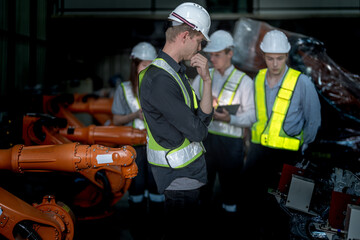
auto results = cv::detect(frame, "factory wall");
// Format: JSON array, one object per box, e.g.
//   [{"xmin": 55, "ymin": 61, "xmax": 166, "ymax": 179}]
[
  {"xmin": 0, "ymin": 0, "xmax": 359, "ymax": 99},
  {"xmin": 45, "ymin": 15, "xmax": 360, "ymax": 95},
  {"xmin": 0, "ymin": 0, "xmax": 48, "ymax": 97}
]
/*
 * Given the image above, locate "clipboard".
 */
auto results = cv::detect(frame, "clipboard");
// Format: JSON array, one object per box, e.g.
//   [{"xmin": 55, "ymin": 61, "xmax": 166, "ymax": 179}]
[{"xmin": 216, "ymin": 104, "xmax": 240, "ymax": 115}]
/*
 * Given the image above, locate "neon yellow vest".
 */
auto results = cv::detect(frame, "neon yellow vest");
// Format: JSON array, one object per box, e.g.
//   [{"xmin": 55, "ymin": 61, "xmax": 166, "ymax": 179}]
[
  {"xmin": 139, "ymin": 58, "xmax": 203, "ymax": 168},
  {"xmin": 251, "ymin": 68, "xmax": 304, "ymax": 151},
  {"xmin": 199, "ymin": 68, "xmax": 245, "ymax": 138}
]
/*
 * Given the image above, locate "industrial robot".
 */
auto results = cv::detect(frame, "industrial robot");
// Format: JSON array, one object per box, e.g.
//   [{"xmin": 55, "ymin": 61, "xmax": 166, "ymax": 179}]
[
  {"xmin": 22, "ymin": 113, "xmax": 146, "ymax": 146},
  {"xmin": 0, "ymin": 142, "xmax": 138, "ymax": 239},
  {"xmin": 42, "ymin": 94, "xmax": 113, "ymax": 127}
]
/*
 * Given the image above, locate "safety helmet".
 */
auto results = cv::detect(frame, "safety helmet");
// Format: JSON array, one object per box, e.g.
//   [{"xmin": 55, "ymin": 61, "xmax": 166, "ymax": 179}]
[
  {"xmin": 203, "ymin": 30, "xmax": 234, "ymax": 52},
  {"xmin": 260, "ymin": 30, "xmax": 291, "ymax": 53},
  {"xmin": 168, "ymin": 2, "xmax": 211, "ymax": 41},
  {"xmin": 130, "ymin": 42, "xmax": 157, "ymax": 61}
]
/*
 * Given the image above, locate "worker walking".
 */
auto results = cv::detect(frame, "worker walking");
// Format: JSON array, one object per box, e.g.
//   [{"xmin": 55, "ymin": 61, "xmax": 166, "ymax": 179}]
[
  {"xmin": 240, "ymin": 30, "xmax": 321, "ymax": 239},
  {"xmin": 192, "ymin": 30, "xmax": 255, "ymax": 215},
  {"xmin": 112, "ymin": 42, "xmax": 164, "ymax": 240},
  {"xmin": 138, "ymin": 2, "xmax": 213, "ymax": 239}
]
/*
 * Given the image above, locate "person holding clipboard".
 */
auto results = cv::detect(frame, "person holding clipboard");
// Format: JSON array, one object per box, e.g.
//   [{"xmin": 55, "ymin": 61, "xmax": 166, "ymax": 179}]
[{"xmin": 192, "ymin": 30, "xmax": 255, "ymax": 217}]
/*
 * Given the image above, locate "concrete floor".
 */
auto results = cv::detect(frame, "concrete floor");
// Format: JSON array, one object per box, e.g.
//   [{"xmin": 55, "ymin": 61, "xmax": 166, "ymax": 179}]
[
  {"xmin": 73, "ymin": 180, "xmax": 223, "ymax": 240},
  {"xmin": 71, "ymin": 184, "xmax": 293, "ymax": 240},
  {"xmin": 73, "ymin": 192, "xmax": 134, "ymax": 240}
]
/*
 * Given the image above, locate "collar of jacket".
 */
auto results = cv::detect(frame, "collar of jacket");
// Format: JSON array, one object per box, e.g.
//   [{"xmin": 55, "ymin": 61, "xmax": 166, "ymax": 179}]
[{"xmin": 158, "ymin": 50, "xmax": 187, "ymax": 75}]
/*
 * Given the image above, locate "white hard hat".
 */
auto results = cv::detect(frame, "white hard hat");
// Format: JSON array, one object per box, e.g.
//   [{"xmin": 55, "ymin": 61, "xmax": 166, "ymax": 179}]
[
  {"xmin": 130, "ymin": 42, "xmax": 157, "ymax": 61},
  {"xmin": 260, "ymin": 30, "xmax": 291, "ymax": 53},
  {"xmin": 168, "ymin": 2, "xmax": 211, "ymax": 41},
  {"xmin": 203, "ymin": 30, "xmax": 234, "ymax": 52}
]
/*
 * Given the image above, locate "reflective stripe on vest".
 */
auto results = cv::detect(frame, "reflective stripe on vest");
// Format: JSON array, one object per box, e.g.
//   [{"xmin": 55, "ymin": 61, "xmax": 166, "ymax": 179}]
[
  {"xmin": 138, "ymin": 58, "xmax": 203, "ymax": 168},
  {"xmin": 251, "ymin": 68, "xmax": 304, "ymax": 151},
  {"xmin": 121, "ymin": 81, "xmax": 145, "ymax": 130},
  {"xmin": 200, "ymin": 68, "xmax": 245, "ymax": 138}
]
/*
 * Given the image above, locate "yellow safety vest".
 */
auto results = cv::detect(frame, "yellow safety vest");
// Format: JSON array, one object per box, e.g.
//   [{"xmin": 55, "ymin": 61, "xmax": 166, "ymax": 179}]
[
  {"xmin": 138, "ymin": 58, "xmax": 204, "ymax": 168},
  {"xmin": 199, "ymin": 68, "xmax": 245, "ymax": 138},
  {"xmin": 251, "ymin": 68, "xmax": 304, "ymax": 151},
  {"xmin": 121, "ymin": 81, "xmax": 145, "ymax": 130}
]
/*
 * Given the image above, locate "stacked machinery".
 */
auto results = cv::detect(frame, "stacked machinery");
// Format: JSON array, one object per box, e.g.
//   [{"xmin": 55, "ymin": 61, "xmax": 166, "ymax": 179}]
[{"xmin": 0, "ymin": 93, "xmax": 144, "ymax": 239}]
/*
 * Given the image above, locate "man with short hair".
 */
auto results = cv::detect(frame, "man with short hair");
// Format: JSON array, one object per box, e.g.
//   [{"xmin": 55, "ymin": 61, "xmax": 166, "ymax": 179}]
[
  {"xmin": 241, "ymin": 29, "xmax": 321, "ymax": 239},
  {"xmin": 138, "ymin": 2, "xmax": 213, "ymax": 239},
  {"xmin": 192, "ymin": 30, "xmax": 255, "ymax": 215}
]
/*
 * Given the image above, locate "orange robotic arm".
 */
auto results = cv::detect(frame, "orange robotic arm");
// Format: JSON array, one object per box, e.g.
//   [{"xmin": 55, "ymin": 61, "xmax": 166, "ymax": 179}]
[
  {"xmin": 66, "ymin": 95, "xmax": 114, "ymax": 126},
  {"xmin": 23, "ymin": 114, "xmax": 146, "ymax": 146},
  {"xmin": 0, "ymin": 143, "xmax": 137, "ymax": 214},
  {"xmin": 19, "ymin": 114, "xmax": 141, "ymax": 217},
  {"xmin": 22, "ymin": 114, "xmax": 72, "ymax": 146},
  {"xmin": 59, "ymin": 125, "xmax": 147, "ymax": 146},
  {"xmin": 0, "ymin": 189, "xmax": 75, "ymax": 240},
  {"xmin": 43, "ymin": 95, "xmax": 85, "ymax": 128},
  {"xmin": 66, "ymin": 96, "xmax": 113, "ymax": 115},
  {"xmin": 0, "ymin": 142, "xmax": 137, "ymax": 177}
]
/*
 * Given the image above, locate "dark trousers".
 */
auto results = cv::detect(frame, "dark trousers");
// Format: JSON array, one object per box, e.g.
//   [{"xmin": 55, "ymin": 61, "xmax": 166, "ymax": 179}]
[
  {"xmin": 128, "ymin": 145, "xmax": 158, "ymax": 196},
  {"xmin": 201, "ymin": 133, "xmax": 244, "ymax": 207},
  {"xmin": 128, "ymin": 146, "xmax": 163, "ymax": 240},
  {"xmin": 239, "ymin": 143, "xmax": 302, "ymax": 240},
  {"xmin": 162, "ymin": 189, "xmax": 201, "ymax": 240}
]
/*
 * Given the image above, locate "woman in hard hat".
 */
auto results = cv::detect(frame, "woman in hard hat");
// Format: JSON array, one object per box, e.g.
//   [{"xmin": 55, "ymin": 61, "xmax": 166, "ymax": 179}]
[
  {"xmin": 192, "ymin": 30, "xmax": 255, "ymax": 217},
  {"xmin": 112, "ymin": 42, "xmax": 164, "ymax": 239},
  {"xmin": 138, "ymin": 2, "xmax": 213, "ymax": 240},
  {"xmin": 240, "ymin": 30, "xmax": 321, "ymax": 239}
]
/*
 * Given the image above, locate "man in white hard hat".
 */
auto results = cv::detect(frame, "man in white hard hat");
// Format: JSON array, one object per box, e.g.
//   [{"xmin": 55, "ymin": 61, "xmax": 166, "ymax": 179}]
[
  {"xmin": 192, "ymin": 30, "xmax": 255, "ymax": 217},
  {"xmin": 240, "ymin": 29, "xmax": 321, "ymax": 239},
  {"xmin": 138, "ymin": 2, "xmax": 213, "ymax": 239}
]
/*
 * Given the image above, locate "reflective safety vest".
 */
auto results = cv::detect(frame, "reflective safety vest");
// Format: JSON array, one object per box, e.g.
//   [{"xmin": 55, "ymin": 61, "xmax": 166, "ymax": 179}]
[
  {"xmin": 121, "ymin": 81, "xmax": 145, "ymax": 130},
  {"xmin": 138, "ymin": 58, "xmax": 204, "ymax": 168},
  {"xmin": 199, "ymin": 68, "xmax": 245, "ymax": 138},
  {"xmin": 251, "ymin": 68, "xmax": 304, "ymax": 151}
]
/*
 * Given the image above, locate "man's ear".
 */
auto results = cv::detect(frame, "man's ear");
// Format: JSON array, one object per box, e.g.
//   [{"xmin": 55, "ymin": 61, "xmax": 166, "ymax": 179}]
[{"xmin": 179, "ymin": 31, "xmax": 189, "ymax": 43}]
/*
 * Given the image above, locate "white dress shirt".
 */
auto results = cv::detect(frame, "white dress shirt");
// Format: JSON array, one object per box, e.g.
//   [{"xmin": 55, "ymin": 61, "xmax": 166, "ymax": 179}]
[{"xmin": 192, "ymin": 64, "xmax": 256, "ymax": 131}]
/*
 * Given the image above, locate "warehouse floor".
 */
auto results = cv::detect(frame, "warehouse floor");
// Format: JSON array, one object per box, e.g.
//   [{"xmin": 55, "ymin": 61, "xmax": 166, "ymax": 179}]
[
  {"xmin": 73, "ymin": 180, "xmax": 224, "ymax": 240},
  {"xmin": 73, "ymin": 192, "xmax": 134, "ymax": 240},
  {"xmin": 73, "ymin": 192, "xmax": 224, "ymax": 240}
]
